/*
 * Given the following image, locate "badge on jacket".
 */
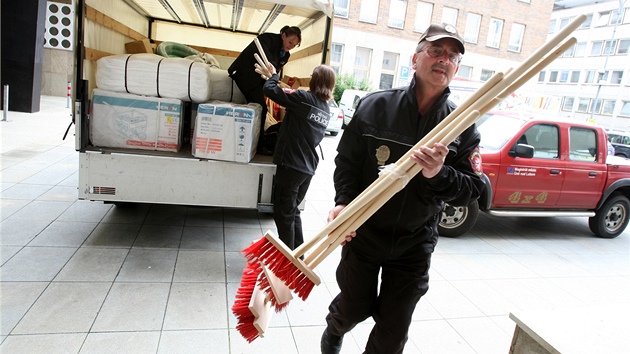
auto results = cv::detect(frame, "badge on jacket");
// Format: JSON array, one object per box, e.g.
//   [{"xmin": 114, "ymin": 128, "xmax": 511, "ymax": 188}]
[{"xmin": 376, "ymin": 145, "xmax": 390, "ymax": 166}]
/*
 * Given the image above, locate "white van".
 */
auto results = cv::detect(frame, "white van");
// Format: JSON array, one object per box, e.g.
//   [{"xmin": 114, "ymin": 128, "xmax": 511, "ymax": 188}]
[{"xmin": 339, "ymin": 89, "xmax": 369, "ymax": 127}]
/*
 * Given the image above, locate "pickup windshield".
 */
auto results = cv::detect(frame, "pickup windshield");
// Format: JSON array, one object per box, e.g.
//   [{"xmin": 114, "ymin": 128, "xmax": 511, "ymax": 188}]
[{"xmin": 476, "ymin": 113, "xmax": 526, "ymax": 150}]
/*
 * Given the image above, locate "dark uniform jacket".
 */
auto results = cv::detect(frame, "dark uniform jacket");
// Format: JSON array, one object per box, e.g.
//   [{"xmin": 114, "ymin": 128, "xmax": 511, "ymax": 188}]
[
  {"xmin": 263, "ymin": 74, "xmax": 330, "ymax": 175},
  {"xmin": 228, "ymin": 33, "xmax": 290, "ymax": 95},
  {"xmin": 334, "ymin": 76, "xmax": 485, "ymax": 242}
]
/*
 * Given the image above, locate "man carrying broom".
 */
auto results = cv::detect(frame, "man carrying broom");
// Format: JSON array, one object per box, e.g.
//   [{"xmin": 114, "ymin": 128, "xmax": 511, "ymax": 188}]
[{"xmin": 321, "ymin": 23, "xmax": 486, "ymax": 354}]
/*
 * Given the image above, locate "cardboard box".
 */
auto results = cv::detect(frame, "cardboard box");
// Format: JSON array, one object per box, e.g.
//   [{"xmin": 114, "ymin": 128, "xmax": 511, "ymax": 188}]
[
  {"xmin": 125, "ymin": 39, "xmax": 154, "ymax": 54},
  {"xmin": 90, "ymin": 89, "xmax": 183, "ymax": 152},
  {"xmin": 192, "ymin": 101, "xmax": 262, "ymax": 163}
]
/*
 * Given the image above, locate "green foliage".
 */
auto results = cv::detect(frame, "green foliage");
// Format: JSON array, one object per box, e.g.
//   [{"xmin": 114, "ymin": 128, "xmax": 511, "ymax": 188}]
[{"xmin": 333, "ymin": 73, "xmax": 372, "ymax": 103}]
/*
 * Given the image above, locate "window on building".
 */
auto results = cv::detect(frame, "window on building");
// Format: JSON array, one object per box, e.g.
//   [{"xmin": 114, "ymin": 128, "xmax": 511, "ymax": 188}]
[
  {"xmin": 577, "ymin": 98, "xmax": 590, "ymax": 112},
  {"xmin": 559, "ymin": 17, "xmax": 571, "ymax": 30},
  {"xmin": 480, "ymin": 69, "xmax": 495, "ymax": 81},
  {"xmin": 559, "ymin": 71, "xmax": 569, "ymax": 83},
  {"xmin": 570, "ymin": 71, "xmax": 580, "ymax": 83},
  {"xmin": 387, "ymin": 0, "xmax": 407, "ymax": 29},
  {"xmin": 334, "ymin": 0, "xmax": 350, "ymax": 18},
  {"xmin": 562, "ymin": 43, "xmax": 575, "ymax": 57},
  {"xmin": 588, "ymin": 99, "xmax": 602, "ymax": 114},
  {"xmin": 538, "ymin": 71, "xmax": 546, "ymax": 82},
  {"xmin": 617, "ymin": 39, "xmax": 629, "ymax": 55},
  {"xmin": 548, "ymin": 19, "xmax": 556, "ymax": 33},
  {"xmin": 575, "ymin": 42, "xmax": 587, "ymax": 56},
  {"xmin": 580, "ymin": 13, "xmax": 593, "ymax": 29},
  {"xmin": 487, "ymin": 18, "xmax": 503, "ymax": 48},
  {"xmin": 464, "ymin": 13, "xmax": 481, "ymax": 43},
  {"xmin": 457, "ymin": 65, "xmax": 473, "ymax": 79},
  {"xmin": 610, "ymin": 70, "xmax": 624, "ymax": 84},
  {"xmin": 442, "ymin": 7, "xmax": 458, "ymax": 26},
  {"xmin": 518, "ymin": 0, "xmax": 531, "ymax": 3},
  {"xmin": 590, "ymin": 41, "xmax": 603, "ymax": 56},
  {"xmin": 584, "ymin": 70, "xmax": 596, "ymax": 83},
  {"xmin": 331, "ymin": 43, "xmax": 344, "ymax": 74},
  {"xmin": 624, "ymin": 8, "xmax": 630, "ymax": 24},
  {"xmin": 602, "ymin": 100, "xmax": 616, "ymax": 115},
  {"xmin": 620, "ymin": 101, "xmax": 630, "ymax": 117},
  {"xmin": 414, "ymin": 2, "xmax": 433, "ymax": 32},
  {"xmin": 596, "ymin": 11, "xmax": 610, "ymax": 27},
  {"xmin": 562, "ymin": 97, "xmax": 574, "ymax": 111},
  {"xmin": 604, "ymin": 40, "xmax": 617, "ymax": 55},
  {"xmin": 610, "ymin": 7, "xmax": 623, "ymax": 25},
  {"xmin": 380, "ymin": 51, "xmax": 399, "ymax": 90},
  {"xmin": 508, "ymin": 23, "xmax": 525, "ymax": 52},
  {"xmin": 359, "ymin": 0, "xmax": 379, "ymax": 23},
  {"xmin": 354, "ymin": 47, "xmax": 372, "ymax": 81},
  {"xmin": 549, "ymin": 71, "xmax": 558, "ymax": 82}
]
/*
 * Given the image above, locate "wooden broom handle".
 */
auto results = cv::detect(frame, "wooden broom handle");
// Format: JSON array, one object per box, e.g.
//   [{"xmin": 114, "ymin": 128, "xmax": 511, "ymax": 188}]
[
  {"xmin": 294, "ymin": 15, "xmax": 585, "ymax": 261},
  {"xmin": 305, "ymin": 36, "xmax": 578, "ymax": 268}
]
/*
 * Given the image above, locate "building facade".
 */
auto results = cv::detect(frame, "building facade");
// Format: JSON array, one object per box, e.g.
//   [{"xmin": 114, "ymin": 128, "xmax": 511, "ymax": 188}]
[
  {"xmin": 330, "ymin": 0, "xmax": 554, "ymax": 90},
  {"xmin": 536, "ymin": 0, "xmax": 630, "ymax": 132}
]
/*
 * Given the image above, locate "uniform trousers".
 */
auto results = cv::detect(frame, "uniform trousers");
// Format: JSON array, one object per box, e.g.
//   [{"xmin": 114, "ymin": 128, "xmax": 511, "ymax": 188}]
[
  {"xmin": 325, "ymin": 229, "xmax": 435, "ymax": 353},
  {"xmin": 273, "ymin": 166, "xmax": 312, "ymax": 250}
]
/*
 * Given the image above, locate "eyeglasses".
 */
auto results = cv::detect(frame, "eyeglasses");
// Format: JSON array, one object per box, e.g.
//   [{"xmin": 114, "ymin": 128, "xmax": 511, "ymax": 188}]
[{"xmin": 421, "ymin": 46, "xmax": 462, "ymax": 64}]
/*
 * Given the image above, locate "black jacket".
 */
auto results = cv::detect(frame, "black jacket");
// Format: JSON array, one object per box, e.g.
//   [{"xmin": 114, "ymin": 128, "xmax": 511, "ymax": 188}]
[
  {"xmin": 334, "ymin": 76, "xmax": 485, "ymax": 240},
  {"xmin": 263, "ymin": 74, "xmax": 330, "ymax": 175},
  {"xmin": 228, "ymin": 33, "xmax": 290, "ymax": 95}
]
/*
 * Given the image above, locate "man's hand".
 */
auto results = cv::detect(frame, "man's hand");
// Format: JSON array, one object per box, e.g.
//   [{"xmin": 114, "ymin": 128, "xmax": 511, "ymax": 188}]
[
  {"xmin": 327, "ymin": 204, "xmax": 357, "ymax": 245},
  {"xmin": 410, "ymin": 142, "xmax": 448, "ymax": 179}
]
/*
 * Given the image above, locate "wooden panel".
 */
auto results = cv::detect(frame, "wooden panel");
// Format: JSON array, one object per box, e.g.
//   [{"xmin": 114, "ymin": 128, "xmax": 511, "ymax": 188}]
[{"xmin": 85, "ymin": 5, "xmax": 146, "ymax": 41}]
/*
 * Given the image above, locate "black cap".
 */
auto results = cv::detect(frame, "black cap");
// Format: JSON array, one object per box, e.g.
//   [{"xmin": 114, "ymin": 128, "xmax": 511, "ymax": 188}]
[{"xmin": 418, "ymin": 23, "xmax": 465, "ymax": 54}]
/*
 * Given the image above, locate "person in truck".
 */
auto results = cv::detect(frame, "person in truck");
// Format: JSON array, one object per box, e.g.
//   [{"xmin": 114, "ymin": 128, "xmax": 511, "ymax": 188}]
[
  {"xmin": 259, "ymin": 62, "xmax": 336, "ymax": 251},
  {"xmin": 320, "ymin": 23, "xmax": 485, "ymax": 354},
  {"xmin": 228, "ymin": 25, "xmax": 302, "ymax": 155}
]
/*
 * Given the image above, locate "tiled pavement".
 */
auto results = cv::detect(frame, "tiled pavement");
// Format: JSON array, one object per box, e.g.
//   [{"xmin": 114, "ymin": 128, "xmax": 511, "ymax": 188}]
[{"xmin": 1, "ymin": 96, "xmax": 629, "ymax": 353}]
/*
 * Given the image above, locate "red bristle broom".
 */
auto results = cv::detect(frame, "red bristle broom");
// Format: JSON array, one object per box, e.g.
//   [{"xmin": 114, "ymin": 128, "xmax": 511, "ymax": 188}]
[{"xmin": 240, "ymin": 15, "xmax": 585, "ymax": 305}]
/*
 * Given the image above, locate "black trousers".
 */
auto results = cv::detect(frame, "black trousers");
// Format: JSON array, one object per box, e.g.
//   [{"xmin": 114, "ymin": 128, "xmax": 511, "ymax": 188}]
[
  {"xmin": 237, "ymin": 81, "xmax": 268, "ymax": 150},
  {"xmin": 273, "ymin": 166, "xmax": 312, "ymax": 250},
  {"xmin": 325, "ymin": 230, "xmax": 435, "ymax": 354}
]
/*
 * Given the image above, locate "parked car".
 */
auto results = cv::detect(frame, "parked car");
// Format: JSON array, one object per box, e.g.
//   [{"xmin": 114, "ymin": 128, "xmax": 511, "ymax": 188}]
[
  {"xmin": 438, "ymin": 111, "xmax": 630, "ymax": 238},
  {"xmin": 608, "ymin": 141, "xmax": 615, "ymax": 156},
  {"xmin": 339, "ymin": 89, "xmax": 369, "ymax": 127},
  {"xmin": 326, "ymin": 99, "xmax": 344, "ymax": 136},
  {"xmin": 607, "ymin": 132, "xmax": 630, "ymax": 158}
]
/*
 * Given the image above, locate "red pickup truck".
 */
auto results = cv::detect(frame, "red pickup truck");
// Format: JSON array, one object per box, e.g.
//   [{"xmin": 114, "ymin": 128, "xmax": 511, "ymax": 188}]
[{"xmin": 439, "ymin": 111, "xmax": 630, "ymax": 238}]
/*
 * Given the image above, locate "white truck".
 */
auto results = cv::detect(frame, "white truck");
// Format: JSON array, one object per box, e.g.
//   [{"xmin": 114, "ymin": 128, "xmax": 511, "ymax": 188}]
[{"xmin": 73, "ymin": 0, "xmax": 334, "ymax": 212}]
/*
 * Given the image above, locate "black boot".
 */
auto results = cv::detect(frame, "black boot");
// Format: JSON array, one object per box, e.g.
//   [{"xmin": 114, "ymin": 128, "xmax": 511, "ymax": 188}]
[{"xmin": 320, "ymin": 327, "xmax": 343, "ymax": 354}]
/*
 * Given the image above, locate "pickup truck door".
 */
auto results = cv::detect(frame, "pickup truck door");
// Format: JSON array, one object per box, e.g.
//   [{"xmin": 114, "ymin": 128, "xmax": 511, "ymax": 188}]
[
  {"xmin": 555, "ymin": 126, "xmax": 606, "ymax": 208},
  {"xmin": 493, "ymin": 123, "xmax": 564, "ymax": 208}
]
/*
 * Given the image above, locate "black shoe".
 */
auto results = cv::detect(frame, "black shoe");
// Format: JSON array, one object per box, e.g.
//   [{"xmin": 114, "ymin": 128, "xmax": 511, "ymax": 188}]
[{"xmin": 321, "ymin": 327, "xmax": 343, "ymax": 354}]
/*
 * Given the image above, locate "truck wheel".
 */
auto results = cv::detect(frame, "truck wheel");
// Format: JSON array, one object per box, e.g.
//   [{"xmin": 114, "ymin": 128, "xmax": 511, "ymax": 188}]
[
  {"xmin": 438, "ymin": 200, "xmax": 479, "ymax": 237},
  {"xmin": 589, "ymin": 194, "xmax": 629, "ymax": 238}
]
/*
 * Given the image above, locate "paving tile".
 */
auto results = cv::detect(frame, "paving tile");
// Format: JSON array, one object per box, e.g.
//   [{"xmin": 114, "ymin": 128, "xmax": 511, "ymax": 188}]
[
  {"xmin": 143, "ymin": 204, "xmax": 187, "ymax": 226},
  {"xmin": 0, "ymin": 333, "xmax": 86, "ymax": 354},
  {"xmin": 5, "ymin": 200, "xmax": 73, "ymax": 222},
  {"xmin": 56, "ymin": 200, "xmax": 112, "ymax": 223},
  {"xmin": 229, "ymin": 327, "xmax": 299, "ymax": 353},
  {"xmin": 0, "ymin": 183, "xmax": 52, "ymax": 200},
  {"xmin": 184, "ymin": 206, "xmax": 223, "ymax": 227},
  {"xmin": 0, "ymin": 246, "xmax": 76, "ymax": 281},
  {"xmin": 157, "ymin": 329, "xmax": 229, "ymax": 354},
  {"xmin": 100, "ymin": 203, "xmax": 151, "ymax": 224},
  {"xmin": 12, "ymin": 282, "xmax": 111, "ymax": 334},
  {"xmin": 55, "ymin": 248, "xmax": 129, "ymax": 282},
  {"xmin": 29, "ymin": 220, "xmax": 97, "ymax": 247},
  {"xmin": 80, "ymin": 331, "xmax": 160, "ymax": 354},
  {"xmin": 407, "ymin": 319, "xmax": 476, "ymax": 354},
  {"xmin": 173, "ymin": 250, "xmax": 225, "ymax": 282},
  {"xmin": 116, "ymin": 248, "xmax": 177, "ymax": 282},
  {"xmin": 91, "ymin": 283, "xmax": 170, "ymax": 332},
  {"xmin": 0, "ymin": 282, "xmax": 48, "ymax": 335},
  {"xmin": 224, "ymin": 226, "xmax": 265, "ymax": 252},
  {"xmin": 0, "ymin": 199, "xmax": 29, "ymax": 221},
  {"xmin": 0, "ymin": 218, "xmax": 50, "ymax": 246},
  {"xmin": 448, "ymin": 316, "xmax": 513, "ymax": 354},
  {"xmin": 36, "ymin": 185, "xmax": 79, "ymax": 202},
  {"xmin": 83, "ymin": 222, "xmax": 141, "ymax": 247},
  {"xmin": 133, "ymin": 224, "xmax": 183, "ymax": 248},
  {"xmin": 163, "ymin": 282, "xmax": 227, "ymax": 330},
  {"xmin": 224, "ymin": 208, "xmax": 261, "ymax": 229},
  {"xmin": 0, "ymin": 245, "xmax": 22, "ymax": 265},
  {"xmin": 179, "ymin": 226, "xmax": 225, "ymax": 251}
]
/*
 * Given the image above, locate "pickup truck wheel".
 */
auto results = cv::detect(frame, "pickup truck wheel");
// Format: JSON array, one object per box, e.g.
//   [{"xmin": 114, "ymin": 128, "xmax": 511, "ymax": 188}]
[
  {"xmin": 438, "ymin": 200, "xmax": 479, "ymax": 237},
  {"xmin": 589, "ymin": 194, "xmax": 630, "ymax": 238}
]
